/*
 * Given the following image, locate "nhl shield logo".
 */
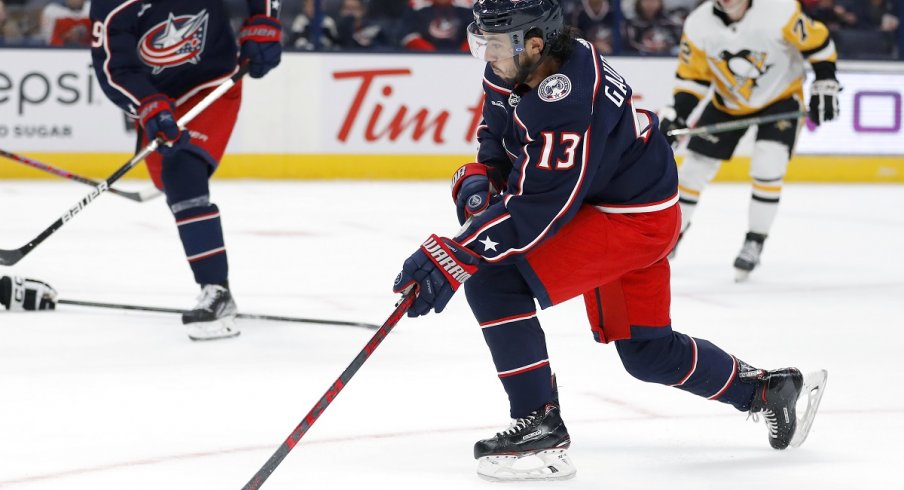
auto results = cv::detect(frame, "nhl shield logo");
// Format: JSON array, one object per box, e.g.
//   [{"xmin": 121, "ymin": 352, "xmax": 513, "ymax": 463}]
[
  {"xmin": 138, "ymin": 10, "xmax": 210, "ymax": 74},
  {"xmin": 538, "ymin": 74, "xmax": 572, "ymax": 103}
]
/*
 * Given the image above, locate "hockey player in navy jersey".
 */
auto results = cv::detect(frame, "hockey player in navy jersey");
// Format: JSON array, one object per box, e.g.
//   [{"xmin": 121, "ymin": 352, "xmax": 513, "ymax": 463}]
[
  {"xmin": 391, "ymin": 0, "xmax": 827, "ymax": 481},
  {"xmin": 90, "ymin": 0, "xmax": 282, "ymax": 340}
]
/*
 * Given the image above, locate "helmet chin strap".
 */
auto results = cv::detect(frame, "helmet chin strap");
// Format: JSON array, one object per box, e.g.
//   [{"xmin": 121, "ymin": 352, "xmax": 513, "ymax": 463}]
[{"xmin": 511, "ymin": 40, "xmax": 552, "ymax": 87}]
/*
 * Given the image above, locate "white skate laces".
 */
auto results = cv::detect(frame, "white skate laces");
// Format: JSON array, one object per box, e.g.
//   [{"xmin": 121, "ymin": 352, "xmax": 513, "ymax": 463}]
[{"xmin": 499, "ymin": 414, "xmax": 537, "ymax": 437}]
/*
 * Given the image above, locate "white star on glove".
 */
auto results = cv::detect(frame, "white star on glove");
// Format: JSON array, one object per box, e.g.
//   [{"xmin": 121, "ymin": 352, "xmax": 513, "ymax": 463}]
[{"xmin": 479, "ymin": 236, "xmax": 499, "ymax": 252}]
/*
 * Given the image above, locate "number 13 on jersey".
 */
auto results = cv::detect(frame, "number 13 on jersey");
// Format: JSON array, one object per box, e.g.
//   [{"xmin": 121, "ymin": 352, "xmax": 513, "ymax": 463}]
[{"xmin": 537, "ymin": 132, "xmax": 582, "ymax": 170}]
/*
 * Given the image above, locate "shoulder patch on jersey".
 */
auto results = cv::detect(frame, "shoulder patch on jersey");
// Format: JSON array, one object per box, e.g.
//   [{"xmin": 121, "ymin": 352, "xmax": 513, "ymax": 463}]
[{"xmin": 538, "ymin": 74, "xmax": 571, "ymax": 103}]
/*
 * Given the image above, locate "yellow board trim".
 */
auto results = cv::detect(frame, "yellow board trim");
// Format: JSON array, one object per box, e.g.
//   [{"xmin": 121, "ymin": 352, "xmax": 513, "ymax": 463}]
[{"xmin": 1, "ymin": 153, "xmax": 903, "ymax": 182}]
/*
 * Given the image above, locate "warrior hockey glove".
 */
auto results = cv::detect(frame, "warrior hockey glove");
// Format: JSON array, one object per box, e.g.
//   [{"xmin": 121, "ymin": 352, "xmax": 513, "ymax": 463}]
[
  {"xmin": 239, "ymin": 15, "xmax": 282, "ymax": 79},
  {"xmin": 658, "ymin": 105, "xmax": 687, "ymax": 148},
  {"xmin": 808, "ymin": 79, "xmax": 841, "ymax": 126},
  {"xmin": 393, "ymin": 235, "xmax": 481, "ymax": 317},
  {"xmin": 451, "ymin": 163, "xmax": 503, "ymax": 225},
  {"xmin": 0, "ymin": 276, "xmax": 57, "ymax": 311},
  {"xmin": 138, "ymin": 94, "xmax": 189, "ymax": 157}
]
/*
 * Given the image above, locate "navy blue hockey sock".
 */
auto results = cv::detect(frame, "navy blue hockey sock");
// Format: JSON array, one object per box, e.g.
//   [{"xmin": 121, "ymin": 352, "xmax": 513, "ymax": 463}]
[
  {"xmin": 174, "ymin": 203, "xmax": 228, "ymax": 286},
  {"xmin": 616, "ymin": 331, "xmax": 756, "ymax": 412},
  {"xmin": 161, "ymin": 149, "xmax": 228, "ymax": 287},
  {"xmin": 465, "ymin": 264, "xmax": 554, "ymax": 418}
]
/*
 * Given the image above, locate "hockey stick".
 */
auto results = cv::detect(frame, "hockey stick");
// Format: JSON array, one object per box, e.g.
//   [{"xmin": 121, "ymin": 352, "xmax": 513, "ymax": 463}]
[
  {"xmin": 240, "ymin": 291, "xmax": 417, "ymax": 490},
  {"xmin": 0, "ymin": 149, "xmax": 162, "ymax": 202},
  {"xmin": 667, "ymin": 111, "xmax": 807, "ymax": 138},
  {"xmin": 57, "ymin": 298, "xmax": 380, "ymax": 330},
  {"xmin": 0, "ymin": 64, "xmax": 249, "ymax": 267}
]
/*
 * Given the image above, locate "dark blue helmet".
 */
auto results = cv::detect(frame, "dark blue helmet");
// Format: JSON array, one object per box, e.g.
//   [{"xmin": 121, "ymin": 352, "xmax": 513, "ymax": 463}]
[{"xmin": 472, "ymin": 0, "xmax": 564, "ymax": 44}]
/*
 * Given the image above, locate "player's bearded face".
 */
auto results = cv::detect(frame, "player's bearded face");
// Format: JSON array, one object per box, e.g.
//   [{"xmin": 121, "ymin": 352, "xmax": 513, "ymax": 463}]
[{"xmin": 467, "ymin": 23, "xmax": 525, "ymax": 83}]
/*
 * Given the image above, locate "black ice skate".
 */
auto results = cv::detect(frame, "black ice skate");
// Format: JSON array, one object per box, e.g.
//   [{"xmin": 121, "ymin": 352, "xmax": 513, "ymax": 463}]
[
  {"xmin": 474, "ymin": 402, "xmax": 575, "ymax": 481},
  {"xmin": 745, "ymin": 366, "xmax": 829, "ymax": 450},
  {"xmin": 734, "ymin": 232, "xmax": 766, "ymax": 282},
  {"xmin": 182, "ymin": 284, "xmax": 239, "ymax": 341}
]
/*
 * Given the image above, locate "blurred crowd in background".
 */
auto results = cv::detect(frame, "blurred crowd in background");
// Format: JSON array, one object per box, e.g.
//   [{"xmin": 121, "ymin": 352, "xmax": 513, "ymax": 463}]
[{"xmin": 0, "ymin": 0, "xmax": 902, "ymax": 59}]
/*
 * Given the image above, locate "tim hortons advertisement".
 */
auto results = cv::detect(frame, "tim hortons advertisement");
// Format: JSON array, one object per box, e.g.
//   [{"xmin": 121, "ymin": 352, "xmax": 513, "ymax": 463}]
[{"xmin": 1, "ymin": 49, "xmax": 903, "ymax": 158}]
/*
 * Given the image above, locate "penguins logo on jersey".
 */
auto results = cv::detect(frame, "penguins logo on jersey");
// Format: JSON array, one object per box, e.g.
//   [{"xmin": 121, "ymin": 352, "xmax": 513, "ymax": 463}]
[
  {"xmin": 712, "ymin": 49, "xmax": 771, "ymax": 101},
  {"xmin": 538, "ymin": 74, "xmax": 571, "ymax": 102},
  {"xmin": 138, "ymin": 10, "xmax": 210, "ymax": 74}
]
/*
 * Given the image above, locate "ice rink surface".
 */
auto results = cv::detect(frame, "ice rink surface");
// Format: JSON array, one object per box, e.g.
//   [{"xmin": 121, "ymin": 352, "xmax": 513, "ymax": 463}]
[{"xmin": 0, "ymin": 180, "xmax": 902, "ymax": 490}]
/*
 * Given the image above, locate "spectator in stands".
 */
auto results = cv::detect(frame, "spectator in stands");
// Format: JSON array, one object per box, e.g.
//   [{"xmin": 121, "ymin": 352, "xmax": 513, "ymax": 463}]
[
  {"xmin": 567, "ymin": 0, "xmax": 616, "ymax": 55},
  {"xmin": 805, "ymin": 0, "xmax": 858, "ymax": 30},
  {"xmin": 624, "ymin": 0, "xmax": 681, "ymax": 56},
  {"xmin": 40, "ymin": 0, "xmax": 90, "ymax": 46},
  {"xmin": 840, "ymin": 0, "xmax": 899, "ymax": 32},
  {"xmin": 288, "ymin": 0, "xmax": 342, "ymax": 50},
  {"xmin": 622, "ymin": 0, "xmax": 701, "ymax": 21},
  {"xmin": 398, "ymin": 0, "xmax": 472, "ymax": 52},
  {"xmin": 0, "ymin": 1, "xmax": 8, "ymax": 39},
  {"xmin": 335, "ymin": 0, "xmax": 393, "ymax": 49},
  {"xmin": 813, "ymin": 0, "xmax": 899, "ymax": 58}
]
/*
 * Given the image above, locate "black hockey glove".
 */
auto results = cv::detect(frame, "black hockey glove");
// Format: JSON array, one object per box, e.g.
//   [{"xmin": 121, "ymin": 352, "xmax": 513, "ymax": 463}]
[
  {"xmin": 659, "ymin": 105, "xmax": 687, "ymax": 148},
  {"xmin": 0, "ymin": 276, "xmax": 57, "ymax": 311},
  {"xmin": 393, "ymin": 235, "xmax": 481, "ymax": 318},
  {"xmin": 808, "ymin": 79, "xmax": 842, "ymax": 126}
]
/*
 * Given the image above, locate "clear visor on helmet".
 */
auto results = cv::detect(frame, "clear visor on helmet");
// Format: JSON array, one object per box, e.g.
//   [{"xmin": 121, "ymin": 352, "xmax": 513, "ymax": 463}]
[{"xmin": 466, "ymin": 22, "xmax": 525, "ymax": 62}]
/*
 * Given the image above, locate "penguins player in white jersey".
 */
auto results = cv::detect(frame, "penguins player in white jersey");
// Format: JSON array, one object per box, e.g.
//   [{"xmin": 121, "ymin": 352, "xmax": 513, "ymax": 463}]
[{"xmin": 660, "ymin": 0, "xmax": 840, "ymax": 281}]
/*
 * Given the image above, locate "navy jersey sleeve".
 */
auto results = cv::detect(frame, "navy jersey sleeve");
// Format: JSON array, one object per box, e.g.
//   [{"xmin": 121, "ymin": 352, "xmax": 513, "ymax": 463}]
[
  {"xmin": 477, "ymin": 69, "xmax": 517, "ymax": 183},
  {"xmin": 455, "ymin": 72, "xmax": 600, "ymax": 263},
  {"xmin": 90, "ymin": 0, "xmax": 158, "ymax": 116},
  {"xmin": 247, "ymin": 0, "xmax": 280, "ymax": 18}
]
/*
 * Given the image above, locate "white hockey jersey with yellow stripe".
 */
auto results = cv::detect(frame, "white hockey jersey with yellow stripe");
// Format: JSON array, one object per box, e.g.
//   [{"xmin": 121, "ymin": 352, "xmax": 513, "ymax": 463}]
[{"xmin": 674, "ymin": 0, "xmax": 837, "ymax": 116}]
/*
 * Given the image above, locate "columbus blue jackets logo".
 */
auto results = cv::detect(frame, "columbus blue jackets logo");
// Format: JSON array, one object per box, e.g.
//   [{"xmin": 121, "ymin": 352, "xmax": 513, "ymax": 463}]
[
  {"xmin": 138, "ymin": 10, "xmax": 210, "ymax": 74},
  {"xmin": 538, "ymin": 74, "xmax": 571, "ymax": 103}
]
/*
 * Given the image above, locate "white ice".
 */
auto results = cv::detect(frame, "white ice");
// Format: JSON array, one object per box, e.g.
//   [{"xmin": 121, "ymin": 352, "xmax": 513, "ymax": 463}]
[{"xmin": 0, "ymin": 180, "xmax": 902, "ymax": 490}]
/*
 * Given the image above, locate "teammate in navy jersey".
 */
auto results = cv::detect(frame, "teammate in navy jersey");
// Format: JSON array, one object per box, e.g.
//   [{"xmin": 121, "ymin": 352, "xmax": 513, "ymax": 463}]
[
  {"xmin": 90, "ymin": 0, "xmax": 282, "ymax": 340},
  {"xmin": 391, "ymin": 0, "xmax": 826, "ymax": 481}
]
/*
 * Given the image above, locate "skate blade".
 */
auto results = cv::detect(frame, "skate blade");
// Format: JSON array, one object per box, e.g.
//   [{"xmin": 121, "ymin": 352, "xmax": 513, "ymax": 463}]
[
  {"xmin": 790, "ymin": 369, "xmax": 828, "ymax": 448},
  {"xmin": 187, "ymin": 316, "xmax": 241, "ymax": 341},
  {"xmin": 476, "ymin": 449, "xmax": 576, "ymax": 482},
  {"xmin": 734, "ymin": 268, "xmax": 751, "ymax": 282}
]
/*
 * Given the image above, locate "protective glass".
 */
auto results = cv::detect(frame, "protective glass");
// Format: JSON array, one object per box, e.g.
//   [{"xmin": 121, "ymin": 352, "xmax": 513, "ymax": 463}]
[{"xmin": 466, "ymin": 22, "xmax": 525, "ymax": 62}]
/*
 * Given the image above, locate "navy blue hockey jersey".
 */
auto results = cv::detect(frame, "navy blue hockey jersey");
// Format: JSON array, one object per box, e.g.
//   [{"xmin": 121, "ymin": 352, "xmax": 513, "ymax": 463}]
[
  {"xmin": 455, "ymin": 39, "xmax": 679, "ymax": 263},
  {"xmin": 90, "ymin": 0, "xmax": 279, "ymax": 115}
]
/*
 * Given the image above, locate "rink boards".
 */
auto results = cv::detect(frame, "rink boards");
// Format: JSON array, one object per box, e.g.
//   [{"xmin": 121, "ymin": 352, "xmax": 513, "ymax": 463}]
[{"xmin": 0, "ymin": 50, "xmax": 902, "ymax": 182}]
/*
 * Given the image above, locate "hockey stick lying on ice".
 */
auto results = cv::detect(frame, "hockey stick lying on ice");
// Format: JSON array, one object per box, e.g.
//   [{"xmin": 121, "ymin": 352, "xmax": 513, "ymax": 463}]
[
  {"xmin": 0, "ymin": 64, "xmax": 249, "ymax": 267},
  {"xmin": 57, "ymin": 298, "xmax": 379, "ymax": 330},
  {"xmin": 0, "ymin": 149, "xmax": 162, "ymax": 202},
  {"xmin": 667, "ymin": 110, "xmax": 807, "ymax": 138},
  {"xmin": 240, "ymin": 290, "xmax": 416, "ymax": 490}
]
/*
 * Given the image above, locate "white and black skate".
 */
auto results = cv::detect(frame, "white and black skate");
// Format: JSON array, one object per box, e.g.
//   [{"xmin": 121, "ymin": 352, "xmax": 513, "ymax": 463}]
[
  {"xmin": 474, "ymin": 403, "xmax": 576, "ymax": 482},
  {"xmin": 183, "ymin": 284, "xmax": 240, "ymax": 341},
  {"xmin": 734, "ymin": 232, "xmax": 766, "ymax": 282},
  {"xmin": 746, "ymin": 366, "xmax": 828, "ymax": 449}
]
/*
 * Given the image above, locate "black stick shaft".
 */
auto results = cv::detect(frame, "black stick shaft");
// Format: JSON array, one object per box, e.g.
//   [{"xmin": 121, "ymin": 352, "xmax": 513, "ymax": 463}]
[
  {"xmin": 241, "ymin": 292, "xmax": 415, "ymax": 490},
  {"xmin": 0, "ymin": 64, "xmax": 248, "ymax": 267},
  {"xmin": 0, "ymin": 149, "xmax": 152, "ymax": 201},
  {"xmin": 667, "ymin": 111, "xmax": 807, "ymax": 137},
  {"xmin": 57, "ymin": 298, "xmax": 379, "ymax": 329}
]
